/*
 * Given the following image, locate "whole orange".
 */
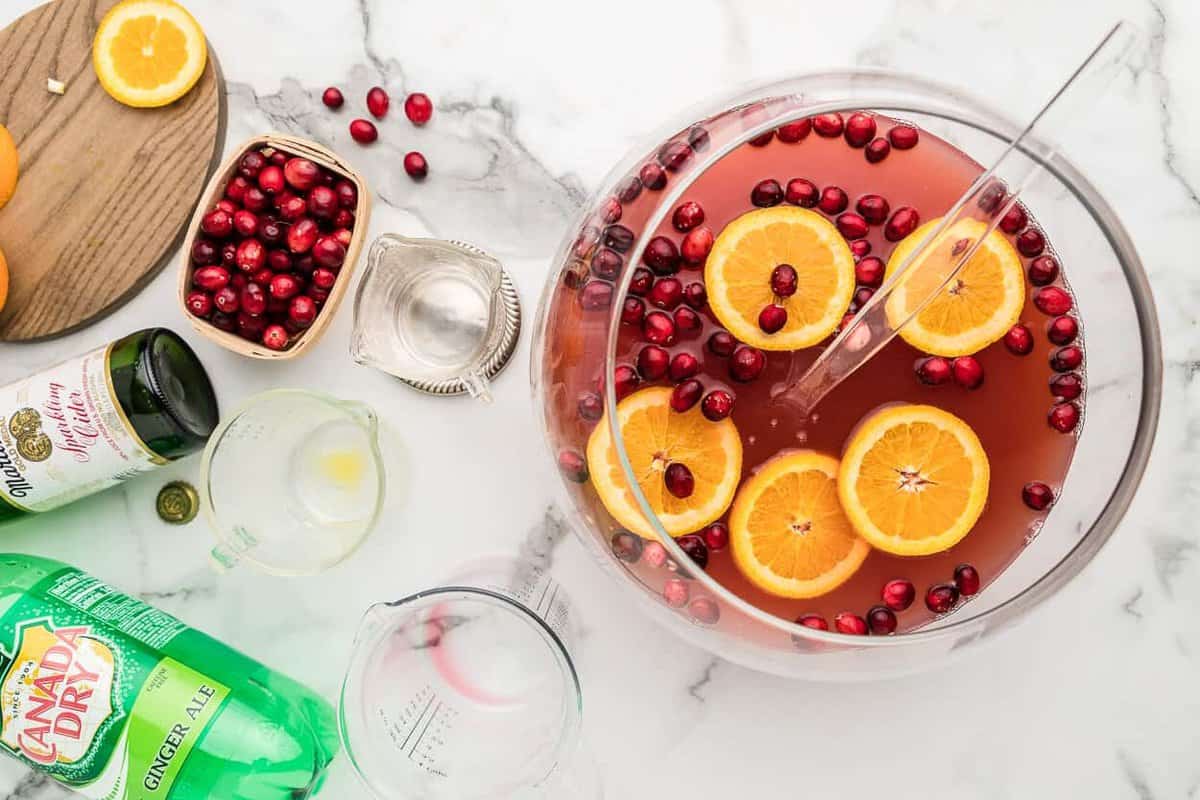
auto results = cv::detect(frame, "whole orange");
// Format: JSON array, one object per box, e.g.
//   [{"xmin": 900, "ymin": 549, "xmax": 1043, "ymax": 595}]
[{"xmin": 0, "ymin": 124, "xmax": 17, "ymax": 209}]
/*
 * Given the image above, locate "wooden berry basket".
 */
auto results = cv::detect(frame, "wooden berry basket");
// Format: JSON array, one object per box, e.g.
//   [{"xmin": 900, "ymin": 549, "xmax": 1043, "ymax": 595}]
[{"xmin": 178, "ymin": 134, "xmax": 372, "ymax": 360}]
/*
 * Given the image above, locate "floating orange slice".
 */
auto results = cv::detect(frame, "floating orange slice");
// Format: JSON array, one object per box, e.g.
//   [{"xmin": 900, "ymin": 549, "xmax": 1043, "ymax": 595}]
[
  {"xmin": 729, "ymin": 451, "xmax": 869, "ymax": 599},
  {"xmin": 885, "ymin": 217, "xmax": 1025, "ymax": 357},
  {"xmin": 0, "ymin": 124, "xmax": 17, "ymax": 210},
  {"xmin": 93, "ymin": 0, "xmax": 208, "ymax": 108},
  {"xmin": 838, "ymin": 404, "xmax": 990, "ymax": 556},
  {"xmin": 586, "ymin": 387, "xmax": 742, "ymax": 539},
  {"xmin": 706, "ymin": 207, "xmax": 856, "ymax": 351}
]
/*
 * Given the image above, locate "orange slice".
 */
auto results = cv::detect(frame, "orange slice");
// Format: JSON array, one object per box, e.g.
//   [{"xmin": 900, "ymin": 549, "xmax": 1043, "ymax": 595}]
[
  {"xmin": 729, "ymin": 451, "xmax": 869, "ymax": 599},
  {"xmin": 586, "ymin": 387, "xmax": 742, "ymax": 539},
  {"xmin": 0, "ymin": 124, "xmax": 17, "ymax": 210},
  {"xmin": 838, "ymin": 404, "xmax": 989, "ymax": 556},
  {"xmin": 93, "ymin": 0, "xmax": 208, "ymax": 108},
  {"xmin": 885, "ymin": 217, "xmax": 1025, "ymax": 357},
  {"xmin": 0, "ymin": 245, "xmax": 8, "ymax": 315},
  {"xmin": 706, "ymin": 206, "xmax": 856, "ymax": 351}
]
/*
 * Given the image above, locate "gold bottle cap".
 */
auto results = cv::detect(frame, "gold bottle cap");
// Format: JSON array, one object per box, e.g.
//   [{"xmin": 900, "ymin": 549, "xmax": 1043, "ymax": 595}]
[{"xmin": 156, "ymin": 481, "xmax": 199, "ymax": 525}]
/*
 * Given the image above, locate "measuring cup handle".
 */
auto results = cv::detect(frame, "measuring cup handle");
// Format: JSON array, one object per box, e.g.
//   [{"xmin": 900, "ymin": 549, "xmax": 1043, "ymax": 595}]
[{"xmin": 462, "ymin": 370, "xmax": 493, "ymax": 404}]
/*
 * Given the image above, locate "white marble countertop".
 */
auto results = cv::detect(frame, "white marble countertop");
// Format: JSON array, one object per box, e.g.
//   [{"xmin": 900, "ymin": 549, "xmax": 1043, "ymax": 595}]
[{"xmin": 1, "ymin": 0, "xmax": 1198, "ymax": 797}]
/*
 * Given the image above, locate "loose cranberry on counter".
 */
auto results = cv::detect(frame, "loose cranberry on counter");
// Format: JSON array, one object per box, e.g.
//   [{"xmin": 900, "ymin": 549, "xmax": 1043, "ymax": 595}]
[
  {"xmin": 953, "ymin": 564, "xmax": 981, "ymax": 596},
  {"xmin": 812, "ymin": 113, "xmax": 844, "ymax": 137},
  {"xmin": 185, "ymin": 290, "xmax": 213, "ymax": 318},
  {"xmin": 404, "ymin": 92, "xmax": 433, "ymax": 125},
  {"xmin": 751, "ymin": 179, "xmax": 784, "ymax": 208},
  {"xmin": 366, "ymin": 86, "xmax": 390, "ymax": 119},
  {"xmin": 777, "ymin": 119, "xmax": 811, "ymax": 142},
  {"xmin": 557, "ymin": 449, "xmax": 588, "ymax": 483},
  {"xmin": 834, "ymin": 612, "xmax": 868, "ymax": 635},
  {"xmin": 817, "ymin": 186, "xmax": 848, "ymax": 215},
  {"xmin": 1022, "ymin": 482, "xmax": 1055, "ymax": 511},
  {"xmin": 701, "ymin": 522, "xmax": 729, "ymax": 551},
  {"xmin": 670, "ymin": 379, "xmax": 703, "ymax": 412},
  {"xmin": 350, "ymin": 119, "xmax": 378, "ymax": 144},
  {"xmin": 675, "ymin": 532, "xmax": 707, "ymax": 567},
  {"xmin": 915, "ymin": 356, "xmax": 952, "ymax": 386},
  {"xmin": 701, "ymin": 390, "xmax": 734, "ymax": 421},
  {"xmin": 888, "ymin": 125, "xmax": 919, "ymax": 150},
  {"xmin": 681, "ymin": 228, "xmax": 714, "ymax": 266},
  {"xmin": 636, "ymin": 345, "xmax": 670, "ymax": 380},
  {"xmin": 881, "ymin": 579, "xmax": 916, "ymax": 611},
  {"xmin": 1003, "ymin": 324, "xmax": 1034, "ymax": 355},
  {"xmin": 729, "ymin": 346, "xmax": 766, "ymax": 382},
  {"xmin": 404, "ymin": 151, "xmax": 429, "ymax": 180},
  {"xmin": 322, "ymin": 87, "xmax": 344, "ymax": 109},
  {"xmin": 785, "ymin": 178, "xmax": 820, "ymax": 207},
  {"xmin": 864, "ymin": 138, "xmax": 891, "ymax": 163},
  {"xmin": 672, "ymin": 201, "xmax": 705, "ymax": 232},
  {"xmin": 925, "ymin": 583, "xmax": 959, "ymax": 614},
  {"xmin": 669, "ymin": 352, "xmax": 700, "ymax": 382},
  {"xmin": 867, "ymin": 606, "xmax": 897, "ymax": 635}
]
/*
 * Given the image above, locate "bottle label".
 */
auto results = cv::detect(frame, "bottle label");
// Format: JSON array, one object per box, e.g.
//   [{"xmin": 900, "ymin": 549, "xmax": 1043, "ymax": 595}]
[
  {"xmin": 0, "ymin": 569, "xmax": 228, "ymax": 798},
  {"xmin": 0, "ymin": 345, "xmax": 166, "ymax": 513}
]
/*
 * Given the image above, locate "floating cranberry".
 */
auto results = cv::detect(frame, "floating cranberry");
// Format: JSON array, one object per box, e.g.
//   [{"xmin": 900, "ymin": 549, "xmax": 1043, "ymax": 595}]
[
  {"xmin": 600, "ymin": 197, "xmax": 622, "ymax": 225},
  {"xmin": 1050, "ymin": 372, "xmax": 1083, "ymax": 400},
  {"xmin": 404, "ymin": 151, "xmax": 429, "ymax": 180},
  {"xmin": 289, "ymin": 295, "xmax": 317, "ymax": 327},
  {"xmin": 240, "ymin": 283, "xmax": 267, "ymax": 316},
  {"xmin": 796, "ymin": 614, "xmax": 829, "ymax": 631},
  {"xmin": 747, "ymin": 131, "xmax": 774, "ymax": 147},
  {"xmin": 843, "ymin": 113, "xmax": 876, "ymax": 147},
  {"xmin": 639, "ymin": 162, "xmax": 667, "ymax": 191},
  {"xmin": 888, "ymin": 125, "xmax": 919, "ymax": 149},
  {"xmin": 777, "ymin": 119, "xmax": 812, "ymax": 143},
  {"xmin": 851, "ymin": 240, "xmax": 872, "ymax": 258},
  {"xmin": 785, "ymin": 177, "xmax": 819, "ymax": 207},
  {"xmin": 684, "ymin": 282, "xmax": 707, "ymax": 309},
  {"xmin": 579, "ymin": 280, "xmax": 613, "ymax": 311},
  {"xmin": 1034, "ymin": 286, "xmax": 1073, "ymax": 316},
  {"xmin": 1049, "ymin": 401, "xmax": 1081, "ymax": 433},
  {"xmin": 558, "ymin": 449, "xmax": 589, "ymax": 483},
  {"xmin": 953, "ymin": 564, "xmax": 981, "ymax": 596},
  {"xmin": 349, "ymin": 119, "xmax": 378, "ymax": 144},
  {"xmin": 925, "ymin": 583, "xmax": 959, "ymax": 613},
  {"xmin": 262, "ymin": 325, "xmax": 289, "ymax": 351},
  {"xmin": 834, "ymin": 612, "xmax": 868, "ymax": 635},
  {"xmin": 688, "ymin": 126, "xmax": 711, "ymax": 151},
  {"xmin": 225, "ymin": 176, "xmax": 250, "ymax": 203},
  {"xmin": 701, "ymin": 390, "xmax": 734, "ymax": 421},
  {"xmin": 238, "ymin": 151, "xmax": 266, "ymax": 179},
  {"xmin": 881, "ymin": 579, "xmax": 916, "ymax": 611},
  {"xmin": 322, "ymin": 87, "xmax": 344, "ymax": 109},
  {"xmin": 637, "ymin": 345, "xmax": 671, "ymax": 380},
  {"xmin": 884, "ymin": 207, "xmax": 920, "ymax": 241},
  {"xmin": 681, "ymin": 228, "xmax": 714, "ymax": 265},
  {"xmin": 671, "ymin": 379, "xmax": 703, "ymax": 412},
  {"xmin": 201, "ymin": 209, "xmax": 233, "ymax": 238},
  {"xmin": 591, "ymin": 248, "xmax": 621, "ymax": 280},
  {"xmin": 758, "ymin": 304, "xmax": 787, "ymax": 333},
  {"xmin": 763, "ymin": 265, "xmax": 797, "ymax": 300},
  {"xmin": 365, "ymin": 86, "xmax": 390, "ymax": 119},
  {"xmin": 669, "ymin": 352, "xmax": 700, "ymax": 382},
  {"xmin": 1028, "ymin": 255, "xmax": 1059, "ymax": 286},
  {"xmin": 952, "ymin": 356, "xmax": 984, "ymax": 390},
  {"xmin": 1047, "ymin": 315, "xmax": 1078, "ymax": 346},
  {"xmin": 1004, "ymin": 324, "xmax": 1034, "ymax": 355},
  {"xmin": 604, "ymin": 224, "xmax": 635, "ymax": 253},
  {"xmin": 192, "ymin": 239, "xmax": 218, "ymax": 266},
  {"xmin": 576, "ymin": 391, "xmax": 604, "ymax": 423},
  {"xmin": 643, "ymin": 310, "xmax": 676, "ymax": 345},
  {"xmin": 1050, "ymin": 345, "xmax": 1083, "ymax": 372},
  {"xmin": 836, "ymin": 212, "xmax": 869, "ymax": 240},
  {"xmin": 649, "ymin": 277, "xmax": 683, "ymax": 309},
  {"xmin": 334, "ymin": 179, "xmax": 358, "ymax": 209},
  {"xmin": 999, "ymin": 204, "xmax": 1028, "ymax": 234},
  {"xmin": 615, "ymin": 175, "xmax": 644, "ymax": 205},
  {"xmin": 855, "ymin": 257, "xmax": 885, "ymax": 288},
  {"xmin": 611, "ymin": 531, "xmax": 643, "ymax": 563},
  {"xmin": 1016, "ymin": 228, "xmax": 1045, "ymax": 257},
  {"xmin": 658, "ymin": 141, "xmax": 692, "ymax": 172},
  {"xmin": 612, "ymin": 364, "xmax": 640, "ymax": 400},
  {"xmin": 729, "ymin": 346, "xmax": 766, "ymax": 382},
  {"xmin": 812, "ymin": 113, "xmax": 844, "ymax": 137},
  {"xmin": 287, "ymin": 219, "xmax": 320, "ymax": 254},
  {"xmin": 257, "ymin": 165, "xmax": 285, "ymax": 194},
  {"xmin": 864, "ymin": 138, "xmax": 891, "ymax": 163},
  {"xmin": 915, "ymin": 355, "xmax": 952, "ymax": 385},
  {"xmin": 977, "ymin": 181, "xmax": 1007, "ymax": 214},
  {"xmin": 702, "ymin": 522, "xmax": 729, "ymax": 551},
  {"xmin": 867, "ymin": 606, "xmax": 897, "ymax": 635},
  {"xmin": 850, "ymin": 287, "xmax": 875, "ymax": 313},
  {"xmin": 708, "ymin": 331, "xmax": 736, "ymax": 357},
  {"xmin": 674, "ymin": 306, "xmax": 701, "ymax": 334},
  {"xmin": 242, "ymin": 187, "xmax": 269, "ymax": 212},
  {"xmin": 751, "ymin": 179, "xmax": 784, "ymax": 207},
  {"xmin": 629, "ymin": 267, "xmax": 653, "ymax": 295},
  {"xmin": 644, "ymin": 236, "xmax": 681, "ymax": 275},
  {"xmin": 818, "ymin": 186, "xmax": 848, "ymax": 215},
  {"xmin": 675, "ymin": 531, "xmax": 707, "ymax": 566},
  {"xmin": 663, "ymin": 578, "xmax": 689, "ymax": 608},
  {"xmin": 283, "ymin": 158, "xmax": 321, "ymax": 192},
  {"xmin": 855, "ymin": 194, "xmax": 890, "ymax": 225},
  {"xmin": 186, "ymin": 290, "xmax": 212, "ymax": 318},
  {"xmin": 672, "ymin": 201, "xmax": 705, "ymax": 232},
  {"xmin": 1022, "ymin": 482, "xmax": 1055, "ymax": 511},
  {"xmin": 404, "ymin": 92, "xmax": 433, "ymax": 125}
]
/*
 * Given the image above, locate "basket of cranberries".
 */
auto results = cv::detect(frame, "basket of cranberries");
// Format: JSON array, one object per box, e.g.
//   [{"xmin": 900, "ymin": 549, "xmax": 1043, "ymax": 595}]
[{"xmin": 179, "ymin": 134, "xmax": 371, "ymax": 359}]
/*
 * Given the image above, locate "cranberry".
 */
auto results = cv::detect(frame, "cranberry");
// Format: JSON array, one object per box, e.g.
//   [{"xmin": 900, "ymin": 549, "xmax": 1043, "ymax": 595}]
[
  {"xmin": 687, "ymin": 126, "xmax": 711, "ymax": 151},
  {"xmin": 600, "ymin": 197, "xmax": 622, "ymax": 225},
  {"xmin": 915, "ymin": 356, "xmax": 952, "ymax": 385},
  {"xmin": 192, "ymin": 266, "xmax": 230, "ymax": 292},
  {"xmin": 758, "ymin": 304, "xmax": 787, "ymax": 333},
  {"xmin": 616, "ymin": 176, "xmax": 642, "ymax": 204},
  {"xmin": 639, "ymin": 162, "xmax": 667, "ymax": 191},
  {"xmin": 864, "ymin": 138, "xmax": 891, "ymax": 163},
  {"xmin": 681, "ymin": 228, "xmax": 714, "ymax": 265},
  {"xmin": 240, "ymin": 283, "xmax": 267, "ymax": 316},
  {"xmin": 283, "ymin": 158, "xmax": 321, "ymax": 192},
  {"xmin": 1046, "ymin": 316, "xmax": 1079, "ymax": 347},
  {"xmin": 1028, "ymin": 255, "xmax": 1059, "ymax": 286},
  {"xmin": 675, "ymin": 532, "xmax": 707, "ymax": 566},
  {"xmin": 1022, "ymin": 481, "xmax": 1055, "ymax": 511},
  {"xmin": 257, "ymin": 223, "xmax": 283, "ymax": 249},
  {"xmin": 954, "ymin": 564, "xmax": 981, "ymax": 596},
  {"xmin": 619, "ymin": 298, "xmax": 645, "ymax": 328},
  {"xmin": 365, "ymin": 86, "xmax": 390, "ymax": 119},
  {"xmin": 850, "ymin": 286, "xmax": 875, "ymax": 313},
  {"xmin": 235, "ymin": 239, "xmax": 266, "ymax": 273},
  {"xmin": 307, "ymin": 286, "xmax": 330, "ymax": 304},
  {"xmin": 674, "ymin": 306, "xmax": 701, "ymax": 334},
  {"xmin": 785, "ymin": 178, "xmax": 819, "ymax": 207},
  {"xmin": 276, "ymin": 195, "xmax": 306, "ymax": 222},
  {"xmin": 843, "ymin": 112, "xmax": 876, "ymax": 147},
  {"xmin": 1034, "ymin": 286, "xmax": 1073, "ymax": 316},
  {"xmin": 251, "ymin": 268, "xmax": 274, "ymax": 287},
  {"xmin": 257, "ymin": 165, "xmax": 285, "ymax": 194},
  {"xmin": 349, "ymin": 119, "xmax": 378, "ymax": 144},
  {"xmin": 747, "ymin": 131, "xmax": 774, "ymax": 147},
  {"xmin": 694, "ymin": 525, "xmax": 727, "ymax": 556},
  {"xmin": 1048, "ymin": 402, "xmax": 1081, "ymax": 433},
  {"xmin": 242, "ymin": 187, "xmax": 269, "ymax": 212},
  {"xmin": 604, "ymin": 225, "xmax": 635, "ymax": 253},
  {"xmin": 818, "ymin": 186, "xmax": 848, "ymax": 215},
  {"xmin": 763, "ymin": 265, "xmax": 797, "ymax": 300},
  {"xmin": 293, "ymin": 255, "xmax": 315, "ymax": 275},
  {"xmin": 289, "ymin": 295, "xmax": 317, "ymax": 327},
  {"xmin": 322, "ymin": 87, "xmax": 344, "ymax": 109},
  {"xmin": 210, "ymin": 311, "xmax": 236, "ymax": 333},
  {"xmin": 751, "ymin": 179, "xmax": 784, "ymax": 207},
  {"xmin": 644, "ymin": 237, "xmax": 681, "ymax": 275},
  {"xmin": 225, "ymin": 175, "xmax": 250, "ymax": 203},
  {"xmin": 867, "ymin": 606, "xmax": 897, "ymax": 635},
  {"xmin": 629, "ymin": 267, "xmax": 653, "ymax": 295},
  {"xmin": 708, "ymin": 331, "xmax": 736, "ymax": 357},
  {"xmin": 881, "ymin": 579, "xmax": 916, "ymax": 611},
  {"xmin": 404, "ymin": 151, "xmax": 429, "ymax": 180},
  {"xmin": 1004, "ymin": 324, "xmax": 1034, "ymax": 355},
  {"xmin": 658, "ymin": 141, "xmax": 692, "ymax": 172},
  {"xmin": 611, "ymin": 531, "xmax": 643, "ymax": 563},
  {"xmin": 701, "ymin": 390, "xmax": 734, "ymax": 421},
  {"xmin": 836, "ymin": 212, "xmax": 869, "ymax": 240},
  {"xmin": 884, "ymin": 207, "xmax": 920, "ymax": 241},
  {"xmin": 643, "ymin": 310, "xmax": 676, "ymax": 345},
  {"xmin": 671, "ymin": 379, "xmax": 703, "ymax": 412},
  {"xmin": 663, "ymin": 578, "xmax": 689, "ymax": 608},
  {"xmin": 215, "ymin": 199, "xmax": 238, "ymax": 215},
  {"xmin": 999, "ymin": 204, "xmax": 1028, "ymax": 234},
  {"xmin": 1016, "ymin": 228, "xmax": 1045, "ymax": 257},
  {"xmin": 201, "ymin": 209, "xmax": 233, "ymax": 238},
  {"xmin": 672, "ymin": 201, "xmax": 705, "ymax": 232},
  {"xmin": 404, "ymin": 92, "xmax": 433, "ymax": 125},
  {"xmin": 729, "ymin": 346, "xmax": 766, "ymax": 382},
  {"xmin": 777, "ymin": 119, "xmax": 812, "ymax": 143},
  {"xmin": 888, "ymin": 125, "xmax": 919, "ymax": 149},
  {"xmin": 649, "ymin": 277, "xmax": 683, "ymax": 309},
  {"xmin": 591, "ymin": 249, "xmax": 621, "ymax": 280},
  {"xmin": 288, "ymin": 219, "xmax": 320, "ymax": 254},
  {"xmin": 951, "ymin": 356, "xmax": 984, "ymax": 390},
  {"xmin": 669, "ymin": 352, "xmax": 700, "ymax": 382},
  {"xmin": 185, "ymin": 290, "xmax": 212, "ymax": 318},
  {"xmin": 333, "ymin": 227, "xmax": 353, "ymax": 248},
  {"xmin": 796, "ymin": 614, "xmax": 829, "ymax": 631},
  {"xmin": 683, "ymin": 282, "xmax": 707, "ymax": 309},
  {"xmin": 855, "ymin": 256, "xmax": 885, "ymax": 288},
  {"xmin": 192, "ymin": 239, "xmax": 218, "ymax": 266},
  {"xmin": 332, "ymin": 181, "xmax": 357, "ymax": 211},
  {"xmin": 557, "ymin": 449, "xmax": 589, "ymax": 483},
  {"xmin": 577, "ymin": 391, "xmax": 604, "ymax": 422},
  {"xmin": 262, "ymin": 325, "xmax": 289, "ymax": 351},
  {"xmin": 851, "ymin": 240, "xmax": 872, "ymax": 258},
  {"xmin": 612, "ymin": 365, "xmax": 640, "ymax": 400},
  {"xmin": 812, "ymin": 113, "xmax": 844, "ymax": 137},
  {"xmin": 270, "ymin": 273, "xmax": 301, "ymax": 300},
  {"xmin": 579, "ymin": 281, "xmax": 613, "ymax": 310},
  {"xmin": 1050, "ymin": 345, "xmax": 1083, "ymax": 372},
  {"xmin": 637, "ymin": 345, "xmax": 671, "ymax": 380},
  {"xmin": 220, "ymin": 243, "xmax": 238, "ymax": 268},
  {"xmin": 1050, "ymin": 372, "xmax": 1083, "ymax": 401},
  {"xmin": 228, "ymin": 210, "xmax": 256, "ymax": 239},
  {"xmin": 237, "ymin": 311, "xmax": 267, "ymax": 340},
  {"xmin": 313, "ymin": 237, "xmax": 347, "ymax": 269},
  {"xmin": 977, "ymin": 181, "xmax": 1007, "ymax": 214},
  {"xmin": 238, "ymin": 151, "xmax": 266, "ymax": 179},
  {"xmin": 269, "ymin": 151, "xmax": 287, "ymax": 167},
  {"xmin": 834, "ymin": 612, "xmax": 868, "ymax": 635},
  {"xmin": 925, "ymin": 583, "xmax": 959, "ymax": 614}
]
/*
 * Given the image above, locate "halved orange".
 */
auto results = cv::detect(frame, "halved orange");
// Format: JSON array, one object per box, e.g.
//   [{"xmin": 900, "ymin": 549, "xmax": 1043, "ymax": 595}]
[
  {"xmin": 729, "ymin": 451, "xmax": 869, "ymax": 599},
  {"xmin": 0, "ymin": 124, "xmax": 17, "ymax": 210},
  {"xmin": 586, "ymin": 387, "xmax": 742, "ymax": 540},
  {"xmin": 93, "ymin": 0, "xmax": 208, "ymax": 108},
  {"xmin": 885, "ymin": 217, "xmax": 1025, "ymax": 357},
  {"xmin": 838, "ymin": 404, "xmax": 989, "ymax": 556},
  {"xmin": 706, "ymin": 207, "xmax": 856, "ymax": 351}
]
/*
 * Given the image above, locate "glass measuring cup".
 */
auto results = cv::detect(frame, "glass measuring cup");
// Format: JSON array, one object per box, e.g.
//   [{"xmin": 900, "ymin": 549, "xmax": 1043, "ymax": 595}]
[
  {"xmin": 201, "ymin": 389, "xmax": 386, "ymax": 576},
  {"xmin": 339, "ymin": 556, "xmax": 598, "ymax": 799},
  {"xmin": 351, "ymin": 235, "xmax": 520, "ymax": 403}
]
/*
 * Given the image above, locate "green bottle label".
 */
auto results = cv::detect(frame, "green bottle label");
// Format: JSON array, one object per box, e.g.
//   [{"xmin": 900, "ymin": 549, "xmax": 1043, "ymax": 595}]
[{"xmin": 0, "ymin": 569, "xmax": 228, "ymax": 798}]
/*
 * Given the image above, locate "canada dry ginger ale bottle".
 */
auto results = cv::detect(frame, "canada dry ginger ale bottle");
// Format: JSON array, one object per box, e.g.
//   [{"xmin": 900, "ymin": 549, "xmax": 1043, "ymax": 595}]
[{"xmin": 0, "ymin": 554, "xmax": 339, "ymax": 797}]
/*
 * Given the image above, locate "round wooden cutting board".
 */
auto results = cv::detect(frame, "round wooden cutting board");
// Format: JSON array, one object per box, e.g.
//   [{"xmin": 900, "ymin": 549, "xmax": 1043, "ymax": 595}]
[{"xmin": 0, "ymin": 0, "xmax": 225, "ymax": 342}]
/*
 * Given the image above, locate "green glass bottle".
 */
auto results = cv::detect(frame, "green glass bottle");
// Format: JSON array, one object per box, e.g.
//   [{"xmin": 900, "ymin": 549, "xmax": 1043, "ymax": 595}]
[{"xmin": 0, "ymin": 329, "xmax": 219, "ymax": 522}]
